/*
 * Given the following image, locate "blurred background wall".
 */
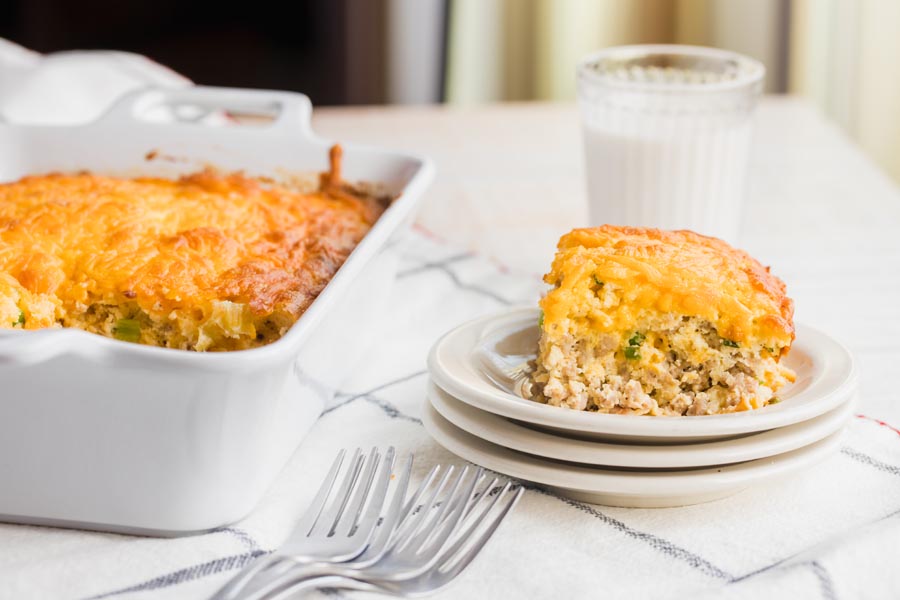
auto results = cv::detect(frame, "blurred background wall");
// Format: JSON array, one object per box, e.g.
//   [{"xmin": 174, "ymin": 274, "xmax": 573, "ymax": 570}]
[
  {"xmin": 3, "ymin": 0, "xmax": 899, "ymax": 183},
  {"xmin": 446, "ymin": 0, "xmax": 900, "ymax": 183}
]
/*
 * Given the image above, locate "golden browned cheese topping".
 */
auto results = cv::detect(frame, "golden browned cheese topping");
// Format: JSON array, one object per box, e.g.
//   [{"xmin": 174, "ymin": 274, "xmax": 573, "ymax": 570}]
[
  {"xmin": 540, "ymin": 226, "xmax": 794, "ymax": 349},
  {"xmin": 0, "ymin": 146, "xmax": 387, "ymax": 350}
]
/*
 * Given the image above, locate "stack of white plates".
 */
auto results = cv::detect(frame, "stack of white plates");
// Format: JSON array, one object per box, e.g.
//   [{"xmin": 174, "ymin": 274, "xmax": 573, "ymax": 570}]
[{"xmin": 425, "ymin": 308, "xmax": 858, "ymax": 508}]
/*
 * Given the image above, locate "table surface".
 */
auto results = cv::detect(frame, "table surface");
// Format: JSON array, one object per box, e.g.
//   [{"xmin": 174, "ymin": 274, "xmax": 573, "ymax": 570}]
[{"xmin": 314, "ymin": 96, "xmax": 900, "ymax": 422}]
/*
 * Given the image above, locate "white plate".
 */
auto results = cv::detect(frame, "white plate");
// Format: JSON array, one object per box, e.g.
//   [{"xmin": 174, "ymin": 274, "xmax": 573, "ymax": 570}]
[
  {"xmin": 423, "ymin": 402, "xmax": 843, "ymax": 508},
  {"xmin": 427, "ymin": 308, "xmax": 857, "ymax": 443},
  {"xmin": 427, "ymin": 380, "xmax": 854, "ymax": 468}
]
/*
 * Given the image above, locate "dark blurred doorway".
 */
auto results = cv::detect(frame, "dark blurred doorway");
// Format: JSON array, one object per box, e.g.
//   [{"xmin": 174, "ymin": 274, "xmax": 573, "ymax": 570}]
[{"xmin": 0, "ymin": 0, "xmax": 396, "ymax": 105}]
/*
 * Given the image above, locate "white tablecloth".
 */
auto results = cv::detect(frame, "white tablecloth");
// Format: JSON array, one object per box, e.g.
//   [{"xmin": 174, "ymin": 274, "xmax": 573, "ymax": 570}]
[{"xmin": 2, "ymin": 41, "xmax": 900, "ymax": 600}]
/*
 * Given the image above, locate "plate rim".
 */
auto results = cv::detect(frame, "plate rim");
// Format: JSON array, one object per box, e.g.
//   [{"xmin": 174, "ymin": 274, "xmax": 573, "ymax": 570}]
[
  {"xmin": 427, "ymin": 380, "xmax": 855, "ymax": 468},
  {"xmin": 428, "ymin": 307, "xmax": 858, "ymax": 439},
  {"xmin": 422, "ymin": 401, "xmax": 844, "ymax": 496}
]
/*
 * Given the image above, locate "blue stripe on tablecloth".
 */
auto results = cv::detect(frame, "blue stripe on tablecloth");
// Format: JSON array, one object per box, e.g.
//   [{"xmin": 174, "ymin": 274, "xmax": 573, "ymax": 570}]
[
  {"xmin": 81, "ymin": 550, "xmax": 361, "ymax": 600},
  {"xmin": 434, "ymin": 265, "xmax": 513, "ymax": 305},
  {"xmin": 397, "ymin": 252, "xmax": 474, "ymax": 278},
  {"xmin": 219, "ymin": 527, "xmax": 260, "ymax": 552},
  {"xmin": 79, "ymin": 527, "xmax": 265, "ymax": 599},
  {"xmin": 840, "ymin": 446, "xmax": 900, "ymax": 477},
  {"xmin": 362, "ymin": 395, "xmax": 423, "ymax": 424},
  {"xmin": 728, "ymin": 504, "xmax": 900, "ymax": 592},
  {"xmin": 80, "ymin": 551, "xmax": 264, "ymax": 600},
  {"xmin": 728, "ymin": 559, "xmax": 837, "ymax": 599},
  {"xmin": 397, "ymin": 251, "xmax": 513, "ymax": 305},
  {"xmin": 809, "ymin": 561, "xmax": 838, "ymax": 600},
  {"xmin": 324, "ymin": 370, "xmax": 427, "ymax": 415},
  {"xmin": 524, "ymin": 485, "xmax": 734, "ymax": 580}
]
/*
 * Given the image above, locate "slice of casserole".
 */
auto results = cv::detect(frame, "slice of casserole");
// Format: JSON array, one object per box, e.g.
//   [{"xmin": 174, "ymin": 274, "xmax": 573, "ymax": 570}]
[
  {"xmin": 526, "ymin": 226, "xmax": 795, "ymax": 415},
  {"xmin": 0, "ymin": 145, "xmax": 388, "ymax": 351}
]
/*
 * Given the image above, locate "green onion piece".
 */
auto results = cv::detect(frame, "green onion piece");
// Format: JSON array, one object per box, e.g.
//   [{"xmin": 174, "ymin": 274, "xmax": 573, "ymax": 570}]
[
  {"xmin": 12, "ymin": 310, "xmax": 24, "ymax": 327},
  {"xmin": 628, "ymin": 332, "xmax": 645, "ymax": 347},
  {"xmin": 538, "ymin": 311, "xmax": 544, "ymax": 328},
  {"xmin": 769, "ymin": 397, "xmax": 781, "ymax": 404},
  {"xmin": 113, "ymin": 318, "xmax": 142, "ymax": 343},
  {"xmin": 624, "ymin": 346, "xmax": 641, "ymax": 360},
  {"xmin": 721, "ymin": 338, "xmax": 739, "ymax": 348},
  {"xmin": 592, "ymin": 275, "xmax": 604, "ymax": 288}
]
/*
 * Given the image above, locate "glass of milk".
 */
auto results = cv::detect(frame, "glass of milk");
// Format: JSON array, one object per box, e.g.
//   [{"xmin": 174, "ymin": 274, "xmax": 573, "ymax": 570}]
[{"xmin": 577, "ymin": 45, "xmax": 764, "ymax": 242}]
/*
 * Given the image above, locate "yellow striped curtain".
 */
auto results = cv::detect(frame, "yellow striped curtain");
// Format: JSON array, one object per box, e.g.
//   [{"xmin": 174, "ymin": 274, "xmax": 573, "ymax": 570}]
[{"xmin": 444, "ymin": 0, "xmax": 900, "ymax": 183}]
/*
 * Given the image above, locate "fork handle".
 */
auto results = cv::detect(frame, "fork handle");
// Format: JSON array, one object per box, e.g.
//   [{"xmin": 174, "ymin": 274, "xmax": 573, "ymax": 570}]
[
  {"xmin": 210, "ymin": 559, "xmax": 358, "ymax": 600},
  {"xmin": 260, "ymin": 574, "xmax": 384, "ymax": 600},
  {"xmin": 240, "ymin": 564, "xmax": 352, "ymax": 600},
  {"xmin": 209, "ymin": 554, "xmax": 291, "ymax": 600}
]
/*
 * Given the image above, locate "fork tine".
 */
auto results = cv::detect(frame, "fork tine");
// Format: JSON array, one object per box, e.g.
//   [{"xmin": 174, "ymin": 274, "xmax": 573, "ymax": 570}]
[
  {"xmin": 464, "ymin": 475, "xmax": 499, "ymax": 518},
  {"xmin": 360, "ymin": 446, "xmax": 396, "ymax": 525},
  {"xmin": 396, "ymin": 465, "xmax": 454, "ymax": 547},
  {"xmin": 388, "ymin": 465, "xmax": 450, "ymax": 553},
  {"xmin": 334, "ymin": 447, "xmax": 394, "ymax": 538},
  {"xmin": 413, "ymin": 467, "xmax": 480, "ymax": 555},
  {"xmin": 382, "ymin": 464, "xmax": 440, "ymax": 552},
  {"xmin": 408, "ymin": 466, "xmax": 468, "ymax": 544},
  {"xmin": 431, "ymin": 467, "xmax": 483, "ymax": 529},
  {"xmin": 434, "ymin": 481, "xmax": 510, "ymax": 561},
  {"xmin": 332, "ymin": 447, "xmax": 382, "ymax": 538},
  {"xmin": 288, "ymin": 449, "xmax": 346, "ymax": 538},
  {"xmin": 457, "ymin": 470, "xmax": 496, "ymax": 515},
  {"xmin": 429, "ymin": 466, "xmax": 477, "ymax": 527},
  {"xmin": 366, "ymin": 451, "xmax": 413, "ymax": 551},
  {"xmin": 400, "ymin": 464, "xmax": 439, "ymax": 520},
  {"xmin": 438, "ymin": 486, "xmax": 524, "ymax": 578},
  {"xmin": 310, "ymin": 448, "xmax": 364, "ymax": 536}
]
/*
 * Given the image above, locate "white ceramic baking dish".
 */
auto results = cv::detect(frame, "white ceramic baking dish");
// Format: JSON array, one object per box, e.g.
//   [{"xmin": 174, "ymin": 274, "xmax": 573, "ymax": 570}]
[{"xmin": 0, "ymin": 86, "xmax": 434, "ymax": 535}]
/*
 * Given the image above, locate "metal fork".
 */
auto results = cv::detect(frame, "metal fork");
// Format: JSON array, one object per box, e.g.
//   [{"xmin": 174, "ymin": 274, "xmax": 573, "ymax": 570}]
[
  {"xmin": 262, "ymin": 481, "xmax": 524, "ymax": 598},
  {"xmin": 237, "ymin": 458, "xmax": 438, "ymax": 599},
  {"xmin": 213, "ymin": 447, "xmax": 401, "ymax": 600},
  {"xmin": 246, "ymin": 467, "xmax": 505, "ymax": 599},
  {"xmin": 240, "ymin": 464, "xmax": 481, "ymax": 599}
]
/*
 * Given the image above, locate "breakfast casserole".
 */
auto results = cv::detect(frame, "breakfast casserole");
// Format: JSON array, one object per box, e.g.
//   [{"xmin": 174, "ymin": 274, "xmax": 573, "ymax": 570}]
[
  {"xmin": 0, "ymin": 145, "xmax": 388, "ymax": 351},
  {"xmin": 525, "ymin": 226, "xmax": 795, "ymax": 416}
]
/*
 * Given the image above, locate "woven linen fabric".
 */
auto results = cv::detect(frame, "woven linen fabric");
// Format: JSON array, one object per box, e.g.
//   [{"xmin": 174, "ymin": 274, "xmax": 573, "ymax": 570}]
[
  {"xmin": 2, "ymin": 41, "xmax": 900, "ymax": 600},
  {"xmin": 1, "ymin": 226, "xmax": 899, "ymax": 600},
  {"xmin": 0, "ymin": 38, "xmax": 190, "ymax": 124}
]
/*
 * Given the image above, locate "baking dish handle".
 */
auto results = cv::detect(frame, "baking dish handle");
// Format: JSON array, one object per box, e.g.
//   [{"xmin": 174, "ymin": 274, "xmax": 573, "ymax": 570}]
[
  {"xmin": 0, "ymin": 330, "xmax": 108, "ymax": 367},
  {"xmin": 94, "ymin": 85, "xmax": 315, "ymax": 139}
]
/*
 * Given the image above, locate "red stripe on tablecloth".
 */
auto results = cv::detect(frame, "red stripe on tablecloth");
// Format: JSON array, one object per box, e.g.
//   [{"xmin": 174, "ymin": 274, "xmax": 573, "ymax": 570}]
[{"xmin": 856, "ymin": 414, "xmax": 900, "ymax": 438}]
